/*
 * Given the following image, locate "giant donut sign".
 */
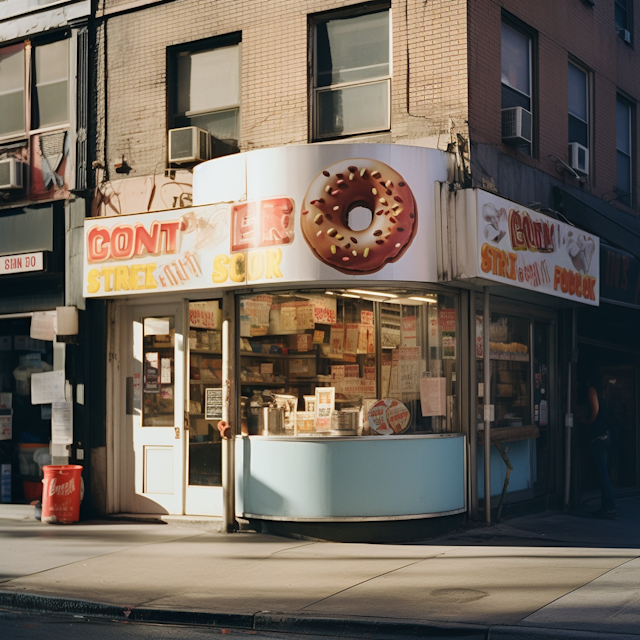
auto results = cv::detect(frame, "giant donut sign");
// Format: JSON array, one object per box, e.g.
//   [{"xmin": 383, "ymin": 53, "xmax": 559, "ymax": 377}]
[{"xmin": 83, "ymin": 144, "xmax": 447, "ymax": 297}]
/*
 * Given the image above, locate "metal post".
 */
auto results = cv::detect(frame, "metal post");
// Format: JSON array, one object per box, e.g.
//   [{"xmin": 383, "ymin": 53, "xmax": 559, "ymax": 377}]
[
  {"xmin": 483, "ymin": 286, "xmax": 491, "ymax": 525},
  {"xmin": 469, "ymin": 290, "xmax": 478, "ymax": 518},
  {"xmin": 563, "ymin": 308, "xmax": 576, "ymax": 509},
  {"xmin": 221, "ymin": 292, "xmax": 236, "ymax": 532}
]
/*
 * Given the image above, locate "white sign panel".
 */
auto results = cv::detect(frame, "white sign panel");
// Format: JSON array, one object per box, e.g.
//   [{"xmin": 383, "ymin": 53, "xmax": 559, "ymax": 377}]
[
  {"xmin": 0, "ymin": 252, "xmax": 43, "ymax": 276},
  {"xmin": 31, "ymin": 370, "xmax": 66, "ymax": 405},
  {"xmin": 473, "ymin": 190, "xmax": 599, "ymax": 305},
  {"xmin": 83, "ymin": 144, "xmax": 448, "ymax": 297},
  {"xmin": 52, "ymin": 401, "xmax": 73, "ymax": 445}
]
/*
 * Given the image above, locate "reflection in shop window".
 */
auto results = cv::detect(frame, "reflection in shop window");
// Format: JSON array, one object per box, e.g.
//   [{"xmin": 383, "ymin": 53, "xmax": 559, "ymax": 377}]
[
  {"xmin": 142, "ymin": 317, "xmax": 175, "ymax": 427},
  {"xmin": 239, "ymin": 289, "xmax": 459, "ymax": 437},
  {"xmin": 476, "ymin": 313, "xmax": 532, "ymax": 429}
]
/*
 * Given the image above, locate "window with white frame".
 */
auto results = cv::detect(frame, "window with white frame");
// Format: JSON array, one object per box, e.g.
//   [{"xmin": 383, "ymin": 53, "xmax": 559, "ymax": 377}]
[
  {"xmin": 0, "ymin": 37, "xmax": 69, "ymax": 139},
  {"xmin": 616, "ymin": 94, "xmax": 633, "ymax": 207},
  {"xmin": 171, "ymin": 38, "xmax": 240, "ymax": 158},
  {"xmin": 568, "ymin": 63, "xmax": 588, "ymax": 149},
  {"xmin": 501, "ymin": 20, "xmax": 533, "ymax": 155},
  {"xmin": 312, "ymin": 8, "xmax": 390, "ymax": 140}
]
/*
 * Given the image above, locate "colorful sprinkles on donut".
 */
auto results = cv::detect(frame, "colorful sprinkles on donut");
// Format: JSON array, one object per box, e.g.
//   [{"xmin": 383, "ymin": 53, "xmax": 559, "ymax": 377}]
[{"xmin": 300, "ymin": 158, "xmax": 417, "ymax": 275}]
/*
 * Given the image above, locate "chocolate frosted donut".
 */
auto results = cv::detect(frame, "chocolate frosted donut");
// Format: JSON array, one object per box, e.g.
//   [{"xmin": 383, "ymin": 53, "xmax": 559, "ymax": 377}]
[{"xmin": 300, "ymin": 159, "xmax": 417, "ymax": 275}]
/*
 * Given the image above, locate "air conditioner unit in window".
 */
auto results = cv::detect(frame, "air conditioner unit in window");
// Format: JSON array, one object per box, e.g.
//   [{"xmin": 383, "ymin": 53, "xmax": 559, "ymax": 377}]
[
  {"xmin": 0, "ymin": 158, "xmax": 24, "ymax": 190},
  {"xmin": 501, "ymin": 107, "xmax": 533, "ymax": 146},
  {"xmin": 568, "ymin": 142, "xmax": 589, "ymax": 176},
  {"xmin": 168, "ymin": 127, "xmax": 210, "ymax": 164},
  {"xmin": 619, "ymin": 29, "xmax": 632, "ymax": 44}
]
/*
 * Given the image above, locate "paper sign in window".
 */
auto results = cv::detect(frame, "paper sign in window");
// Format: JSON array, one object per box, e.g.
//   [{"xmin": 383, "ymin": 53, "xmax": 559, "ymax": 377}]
[{"xmin": 420, "ymin": 377, "xmax": 446, "ymax": 416}]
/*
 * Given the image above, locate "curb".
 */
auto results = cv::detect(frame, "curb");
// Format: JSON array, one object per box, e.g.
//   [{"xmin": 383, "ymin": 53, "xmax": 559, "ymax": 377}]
[{"xmin": 1, "ymin": 591, "xmax": 639, "ymax": 639}]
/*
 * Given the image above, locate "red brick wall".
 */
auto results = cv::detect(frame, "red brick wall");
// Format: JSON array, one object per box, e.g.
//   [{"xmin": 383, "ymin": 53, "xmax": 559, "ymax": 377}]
[{"xmin": 468, "ymin": 0, "xmax": 640, "ymax": 212}]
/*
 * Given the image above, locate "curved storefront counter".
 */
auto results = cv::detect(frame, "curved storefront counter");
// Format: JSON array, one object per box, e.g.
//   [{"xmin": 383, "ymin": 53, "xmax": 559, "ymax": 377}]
[{"xmin": 236, "ymin": 433, "xmax": 466, "ymax": 521}]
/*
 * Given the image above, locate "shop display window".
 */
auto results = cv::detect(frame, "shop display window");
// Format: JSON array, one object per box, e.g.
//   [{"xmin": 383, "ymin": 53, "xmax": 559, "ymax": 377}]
[
  {"xmin": 476, "ymin": 313, "xmax": 533, "ymax": 429},
  {"xmin": 239, "ymin": 288, "xmax": 459, "ymax": 437},
  {"xmin": 0, "ymin": 317, "xmax": 55, "ymax": 504}
]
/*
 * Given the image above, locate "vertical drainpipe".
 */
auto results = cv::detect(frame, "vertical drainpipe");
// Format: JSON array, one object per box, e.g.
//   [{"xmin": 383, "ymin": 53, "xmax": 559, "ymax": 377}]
[
  {"xmin": 483, "ymin": 286, "xmax": 491, "ymax": 525},
  {"xmin": 221, "ymin": 290, "xmax": 237, "ymax": 532}
]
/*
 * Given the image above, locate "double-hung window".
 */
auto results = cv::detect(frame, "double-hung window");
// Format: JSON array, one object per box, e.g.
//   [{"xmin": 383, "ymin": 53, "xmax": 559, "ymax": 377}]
[
  {"xmin": 0, "ymin": 37, "xmax": 69, "ymax": 139},
  {"xmin": 313, "ymin": 8, "xmax": 390, "ymax": 140},
  {"xmin": 171, "ymin": 36, "xmax": 241, "ymax": 158},
  {"xmin": 616, "ymin": 95, "xmax": 633, "ymax": 207},
  {"xmin": 568, "ymin": 61, "xmax": 590, "ymax": 175},
  {"xmin": 501, "ymin": 20, "xmax": 533, "ymax": 155},
  {"xmin": 615, "ymin": 0, "xmax": 632, "ymax": 41}
]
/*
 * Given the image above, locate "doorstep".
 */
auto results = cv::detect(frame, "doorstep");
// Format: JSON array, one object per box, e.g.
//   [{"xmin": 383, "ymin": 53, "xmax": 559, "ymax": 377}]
[{"xmin": 107, "ymin": 512, "xmax": 224, "ymax": 528}]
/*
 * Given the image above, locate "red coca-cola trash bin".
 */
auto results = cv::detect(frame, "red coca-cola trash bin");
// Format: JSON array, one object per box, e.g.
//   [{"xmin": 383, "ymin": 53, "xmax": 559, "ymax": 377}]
[{"xmin": 41, "ymin": 465, "xmax": 83, "ymax": 524}]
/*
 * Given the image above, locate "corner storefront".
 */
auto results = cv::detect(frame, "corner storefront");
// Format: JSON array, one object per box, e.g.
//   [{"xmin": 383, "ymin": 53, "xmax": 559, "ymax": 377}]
[
  {"xmin": 440, "ymin": 187, "xmax": 600, "ymax": 520},
  {"xmin": 84, "ymin": 144, "xmax": 473, "ymax": 539}
]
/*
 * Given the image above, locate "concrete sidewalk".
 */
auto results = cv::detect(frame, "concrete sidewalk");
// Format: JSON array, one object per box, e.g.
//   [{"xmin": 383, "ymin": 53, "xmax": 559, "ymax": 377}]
[{"xmin": 0, "ymin": 499, "xmax": 639, "ymax": 639}]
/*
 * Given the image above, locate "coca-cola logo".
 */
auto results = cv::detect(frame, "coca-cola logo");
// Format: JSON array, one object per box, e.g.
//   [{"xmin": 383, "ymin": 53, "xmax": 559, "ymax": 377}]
[{"xmin": 48, "ymin": 477, "xmax": 75, "ymax": 497}]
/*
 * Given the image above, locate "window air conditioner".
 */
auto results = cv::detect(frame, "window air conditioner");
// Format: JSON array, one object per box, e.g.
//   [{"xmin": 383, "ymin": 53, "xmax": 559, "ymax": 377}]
[
  {"xmin": 168, "ymin": 126, "xmax": 210, "ymax": 164},
  {"xmin": 619, "ymin": 29, "xmax": 632, "ymax": 44},
  {"xmin": 501, "ymin": 107, "xmax": 533, "ymax": 146},
  {"xmin": 0, "ymin": 158, "xmax": 24, "ymax": 190},
  {"xmin": 568, "ymin": 142, "xmax": 589, "ymax": 175}
]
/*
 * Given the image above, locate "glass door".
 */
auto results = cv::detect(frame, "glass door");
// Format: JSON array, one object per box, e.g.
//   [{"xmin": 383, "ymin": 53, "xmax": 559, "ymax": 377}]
[
  {"xmin": 185, "ymin": 300, "xmax": 223, "ymax": 516},
  {"xmin": 127, "ymin": 302, "xmax": 185, "ymax": 514}
]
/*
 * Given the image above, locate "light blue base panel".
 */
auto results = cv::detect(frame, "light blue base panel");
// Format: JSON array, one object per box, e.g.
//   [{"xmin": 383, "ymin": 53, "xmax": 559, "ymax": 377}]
[
  {"xmin": 477, "ymin": 438, "xmax": 533, "ymax": 499},
  {"xmin": 235, "ymin": 434, "xmax": 466, "ymax": 520}
]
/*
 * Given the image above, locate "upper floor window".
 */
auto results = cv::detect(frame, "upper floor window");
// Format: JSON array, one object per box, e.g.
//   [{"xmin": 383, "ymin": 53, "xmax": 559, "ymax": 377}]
[
  {"xmin": 568, "ymin": 63, "xmax": 589, "ymax": 149},
  {"xmin": 616, "ymin": 94, "xmax": 633, "ymax": 207},
  {"xmin": 501, "ymin": 20, "xmax": 533, "ymax": 155},
  {"xmin": 170, "ymin": 36, "xmax": 241, "ymax": 158},
  {"xmin": 615, "ymin": 0, "xmax": 632, "ymax": 41},
  {"xmin": 0, "ymin": 37, "xmax": 69, "ymax": 139},
  {"xmin": 312, "ymin": 7, "xmax": 390, "ymax": 140}
]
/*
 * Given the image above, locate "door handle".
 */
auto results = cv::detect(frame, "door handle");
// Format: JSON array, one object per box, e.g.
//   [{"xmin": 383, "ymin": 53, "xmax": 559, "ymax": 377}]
[{"xmin": 174, "ymin": 427, "xmax": 181, "ymax": 440}]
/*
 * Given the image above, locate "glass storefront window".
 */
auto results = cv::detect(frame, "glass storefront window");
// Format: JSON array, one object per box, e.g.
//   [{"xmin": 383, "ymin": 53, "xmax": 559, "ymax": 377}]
[
  {"xmin": 239, "ymin": 288, "xmax": 459, "ymax": 437},
  {"xmin": 476, "ymin": 313, "xmax": 532, "ymax": 429}
]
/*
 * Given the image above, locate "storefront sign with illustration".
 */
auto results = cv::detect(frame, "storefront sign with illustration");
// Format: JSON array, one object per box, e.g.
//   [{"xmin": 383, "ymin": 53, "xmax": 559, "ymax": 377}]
[
  {"xmin": 83, "ymin": 144, "xmax": 447, "ymax": 298},
  {"xmin": 368, "ymin": 398, "xmax": 411, "ymax": 435},
  {"xmin": 474, "ymin": 190, "xmax": 599, "ymax": 305}
]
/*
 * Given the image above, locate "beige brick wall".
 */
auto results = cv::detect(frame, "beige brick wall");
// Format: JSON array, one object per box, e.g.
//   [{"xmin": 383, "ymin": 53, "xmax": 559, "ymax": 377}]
[{"xmin": 96, "ymin": 0, "xmax": 470, "ymax": 179}]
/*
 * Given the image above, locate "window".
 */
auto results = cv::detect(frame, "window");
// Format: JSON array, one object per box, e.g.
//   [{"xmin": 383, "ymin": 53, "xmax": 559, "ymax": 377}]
[
  {"xmin": 312, "ymin": 8, "xmax": 390, "ymax": 140},
  {"xmin": 616, "ymin": 94, "xmax": 633, "ymax": 207},
  {"xmin": 240, "ymin": 288, "xmax": 459, "ymax": 437},
  {"xmin": 0, "ymin": 37, "xmax": 68, "ymax": 139},
  {"xmin": 171, "ymin": 37, "xmax": 240, "ymax": 158},
  {"xmin": 501, "ymin": 20, "xmax": 533, "ymax": 155},
  {"xmin": 615, "ymin": 0, "xmax": 632, "ymax": 40},
  {"xmin": 568, "ymin": 62, "xmax": 589, "ymax": 149},
  {"xmin": 0, "ymin": 39, "xmax": 69, "ymax": 137}
]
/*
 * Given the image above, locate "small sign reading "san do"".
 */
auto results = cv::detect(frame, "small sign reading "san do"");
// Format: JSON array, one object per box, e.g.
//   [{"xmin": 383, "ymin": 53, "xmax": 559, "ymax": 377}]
[{"xmin": 0, "ymin": 252, "xmax": 43, "ymax": 276}]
